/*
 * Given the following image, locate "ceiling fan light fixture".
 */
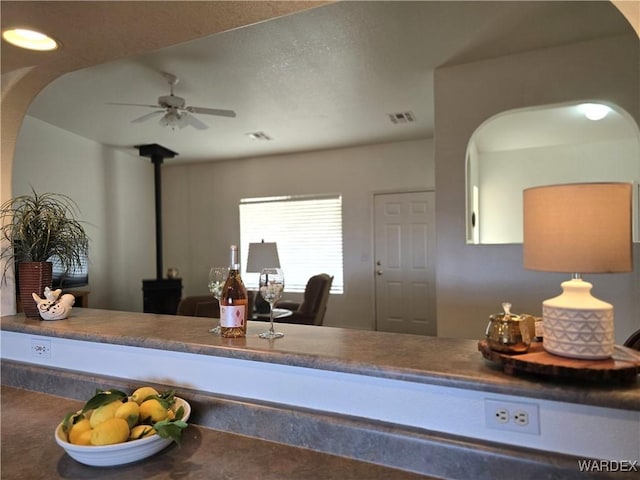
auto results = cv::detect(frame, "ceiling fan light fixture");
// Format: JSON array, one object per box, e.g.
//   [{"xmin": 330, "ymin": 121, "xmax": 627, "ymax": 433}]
[
  {"xmin": 2, "ymin": 28, "xmax": 59, "ymax": 51},
  {"xmin": 112, "ymin": 71, "xmax": 235, "ymax": 130},
  {"xmin": 176, "ymin": 114, "xmax": 190, "ymax": 129},
  {"xmin": 160, "ymin": 110, "xmax": 185, "ymax": 129}
]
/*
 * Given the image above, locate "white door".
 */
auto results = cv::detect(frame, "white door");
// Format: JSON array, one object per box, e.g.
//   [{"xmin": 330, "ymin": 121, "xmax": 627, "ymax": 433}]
[{"xmin": 374, "ymin": 191, "xmax": 436, "ymax": 336}]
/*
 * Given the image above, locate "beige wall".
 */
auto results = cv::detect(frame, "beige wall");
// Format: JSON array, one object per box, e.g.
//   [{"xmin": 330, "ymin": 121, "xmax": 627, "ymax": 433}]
[
  {"xmin": 12, "ymin": 116, "xmax": 156, "ymax": 312},
  {"xmin": 162, "ymin": 138, "xmax": 435, "ymax": 330},
  {"xmin": 434, "ymin": 34, "xmax": 640, "ymax": 343},
  {"xmin": 477, "ymin": 137, "xmax": 639, "ymax": 244}
]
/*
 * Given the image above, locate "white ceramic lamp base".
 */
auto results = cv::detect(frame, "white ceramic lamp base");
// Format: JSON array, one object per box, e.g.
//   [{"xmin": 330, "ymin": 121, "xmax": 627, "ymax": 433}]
[{"xmin": 542, "ymin": 278, "xmax": 614, "ymax": 360}]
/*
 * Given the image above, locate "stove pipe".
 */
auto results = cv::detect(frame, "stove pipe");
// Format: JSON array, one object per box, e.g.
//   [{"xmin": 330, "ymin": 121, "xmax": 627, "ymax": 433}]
[{"xmin": 136, "ymin": 144, "xmax": 178, "ymax": 279}]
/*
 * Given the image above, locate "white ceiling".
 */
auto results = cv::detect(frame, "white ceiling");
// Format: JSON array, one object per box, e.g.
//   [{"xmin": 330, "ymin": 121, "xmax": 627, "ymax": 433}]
[{"xmin": 23, "ymin": 1, "xmax": 635, "ymax": 164}]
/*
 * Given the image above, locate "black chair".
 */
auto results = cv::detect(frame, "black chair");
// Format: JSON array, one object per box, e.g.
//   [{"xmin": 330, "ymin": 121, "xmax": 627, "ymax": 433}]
[
  {"xmin": 276, "ymin": 274, "xmax": 333, "ymax": 326},
  {"xmin": 176, "ymin": 295, "xmax": 219, "ymax": 318},
  {"xmin": 623, "ymin": 329, "xmax": 640, "ymax": 351},
  {"xmin": 177, "ymin": 291, "xmax": 255, "ymax": 319}
]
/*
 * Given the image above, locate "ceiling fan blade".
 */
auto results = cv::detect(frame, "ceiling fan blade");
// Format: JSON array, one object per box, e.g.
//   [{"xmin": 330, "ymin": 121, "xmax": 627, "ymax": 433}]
[
  {"xmin": 175, "ymin": 114, "xmax": 190, "ymax": 129},
  {"xmin": 186, "ymin": 106, "xmax": 236, "ymax": 118},
  {"xmin": 107, "ymin": 102, "xmax": 160, "ymax": 109},
  {"xmin": 131, "ymin": 110, "xmax": 165, "ymax": 123},
  {"xmin": 184, "ymin": 113, "xmax": 209, "ymax": 130}
]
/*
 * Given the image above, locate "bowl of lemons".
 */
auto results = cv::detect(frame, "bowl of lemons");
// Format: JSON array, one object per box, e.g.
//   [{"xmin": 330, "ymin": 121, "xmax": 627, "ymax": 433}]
[{"xmin": 55, "ymin": 386, "xmax": 190, "ymax": 467}]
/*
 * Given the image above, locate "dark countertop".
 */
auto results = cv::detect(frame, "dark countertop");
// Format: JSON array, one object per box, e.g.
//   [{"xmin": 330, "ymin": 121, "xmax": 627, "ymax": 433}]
[
  {"xmin": 1, "ymin": 308, "xmax": 638, "ymax": 410},
  {"xmin": 0, "ymin": 385, "xmax": 436, "ymax": 480}
]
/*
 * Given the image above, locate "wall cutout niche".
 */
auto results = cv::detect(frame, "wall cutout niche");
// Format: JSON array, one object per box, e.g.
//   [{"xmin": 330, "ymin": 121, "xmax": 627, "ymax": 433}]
[{"xmin": 466, "ymin": 101, "xmax": 639, "ymax": 245}]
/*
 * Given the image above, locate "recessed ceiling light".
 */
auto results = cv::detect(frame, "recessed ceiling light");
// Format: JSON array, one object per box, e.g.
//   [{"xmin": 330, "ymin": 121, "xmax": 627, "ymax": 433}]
[
  {"xmin": 2, "ymin": 28, "xmax": 59, "ymax": 51},
  {"xmin": 578, "ymin": 103, "xmax": 611, "ymax": 121}
]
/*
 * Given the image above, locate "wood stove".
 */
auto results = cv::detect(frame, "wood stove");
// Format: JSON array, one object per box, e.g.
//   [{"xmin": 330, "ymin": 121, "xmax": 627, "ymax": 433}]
[{"xmin": 137, "ymin": 143, "xmax": 182, "ymax": 314}]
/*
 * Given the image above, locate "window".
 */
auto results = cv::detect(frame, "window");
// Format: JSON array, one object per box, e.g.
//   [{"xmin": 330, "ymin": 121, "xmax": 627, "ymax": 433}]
[{"xmin": 239, "ymin": 194, "xmax": 343, "ymax": 293}]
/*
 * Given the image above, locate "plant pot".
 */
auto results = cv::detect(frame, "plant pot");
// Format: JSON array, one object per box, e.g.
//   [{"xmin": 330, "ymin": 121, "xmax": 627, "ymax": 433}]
[{"xmin": 18, "ymin": 262, "xmax": 52, "ymax": 318}]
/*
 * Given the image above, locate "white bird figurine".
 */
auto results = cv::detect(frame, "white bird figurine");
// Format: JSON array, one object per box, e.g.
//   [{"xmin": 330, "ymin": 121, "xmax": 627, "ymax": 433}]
[
  {"xmin": 32, "ymin": 287, "xmax": 75, "ymax": 320},
  {"xmin": 44, "ymin": 287, "xmax": 62, "ymax": 302}
]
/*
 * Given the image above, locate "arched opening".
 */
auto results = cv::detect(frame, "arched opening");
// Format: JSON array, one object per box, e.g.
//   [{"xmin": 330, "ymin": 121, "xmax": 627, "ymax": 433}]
[{"xmin": 466, "ymin": 101, "xmax": 639, "ymax": 244}]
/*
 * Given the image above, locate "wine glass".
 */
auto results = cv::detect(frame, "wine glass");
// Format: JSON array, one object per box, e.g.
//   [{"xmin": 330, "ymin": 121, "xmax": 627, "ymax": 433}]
[
  {"xmin": 208, "ymin": 266, "xmax": 228, "ymax": 334},
  {"xmin": 258, "ymin": 268, "xmax": 285, "ymax": 339}
]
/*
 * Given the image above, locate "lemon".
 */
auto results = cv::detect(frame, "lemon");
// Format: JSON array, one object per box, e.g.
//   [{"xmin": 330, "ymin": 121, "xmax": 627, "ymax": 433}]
[
  {"xmin": 129, "ymin": 424, "xmax": 157, "ymax": 440},
  {"xmin": 89, "ymin": 400, "xmax": 124, "ymax": 428},
  {"xmin": 139, "ymin": 399, "xmax": 167, "ymax": 423},
  {"xmin": 74, "ymin": 429, "xmax": 93, "ymax": 446},
  {"xmin": 166, "ymin": 408, "xmax": 176, "ymax": 421},
  {"xmin": 68, "ymin": 418, "xmax": 92, "ymax": 445},
  {"xmin": 115, "ymin": 401, "xmax": 140, "ymax": 428},
  {"xmin": 90, "ymin": 417, "xmax": 130, "ymax": 446},
  {"xmin": 130, "ymin": 386, "xmax": 159, "ymax": 405}
]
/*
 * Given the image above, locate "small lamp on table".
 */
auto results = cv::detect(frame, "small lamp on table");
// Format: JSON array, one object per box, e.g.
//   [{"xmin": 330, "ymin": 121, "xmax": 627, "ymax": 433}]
[
  {"xmin": 523, "ymin": 182, "xmax": 633, "ymax": 360},
  {"xmin": 246, "ymin": 241, "xmax": 281, "ymax": 315}
]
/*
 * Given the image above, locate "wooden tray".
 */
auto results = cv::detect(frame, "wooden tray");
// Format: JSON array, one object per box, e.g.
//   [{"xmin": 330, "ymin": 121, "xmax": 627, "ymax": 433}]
[{"xmin": 478, "ymin": 340, "xmax": 640, "ymax": 384}]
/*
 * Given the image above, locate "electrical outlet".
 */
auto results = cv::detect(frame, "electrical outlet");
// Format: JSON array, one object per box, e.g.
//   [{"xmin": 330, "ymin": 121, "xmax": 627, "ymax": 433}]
[
  {"xmin": 30, "ymin": 338, "xmax": 51, "ymax": 359},
  {"xmin": 495, "ymin": 408, "xmax": 509, "ymax": 424},
  {"xmin": 485, "ymin": 398, "xmax": 540, "ymax": 435},
  {"xmin": 513, "ymin": 410, "xmax": 529, "ymax": 426}
]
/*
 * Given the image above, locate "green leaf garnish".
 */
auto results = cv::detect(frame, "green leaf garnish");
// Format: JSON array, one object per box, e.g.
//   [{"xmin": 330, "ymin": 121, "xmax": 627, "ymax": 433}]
[
  {"xmin": 140, "ymin": 389, "xmax": 176, "ymax": 410},
  {"xmin": 81, "ymin": 389, "xmax": 127, "ymax": 413},
  {"xmin": 174, "ymin": 405, "xmax": 185, "ymax": 421},
  {"xmin": 153, "ymin": 418, "xmax": 188, "ymax": 445},
  {"xmin": 61, "ymin": 411, "xmax": 85, "ymax": 435}
]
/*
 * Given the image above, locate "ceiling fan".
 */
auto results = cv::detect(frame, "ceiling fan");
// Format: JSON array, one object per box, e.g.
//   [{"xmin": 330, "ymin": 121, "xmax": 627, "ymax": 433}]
[{"xmin": 108, "ymin": 72, "xmax": 236, "ymax": 130}]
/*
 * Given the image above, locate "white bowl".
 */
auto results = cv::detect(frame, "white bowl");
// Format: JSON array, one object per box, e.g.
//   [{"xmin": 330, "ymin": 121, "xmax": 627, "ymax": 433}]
[{"xmin": 55, "ymin": 397, "xmax": 191, "ymax": 467}]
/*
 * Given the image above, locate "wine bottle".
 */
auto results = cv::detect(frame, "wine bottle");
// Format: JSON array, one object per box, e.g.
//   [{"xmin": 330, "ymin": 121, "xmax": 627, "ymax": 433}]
[{"xmin": 219, "ymin": 245, "xmax": 248, "ymax": 338}]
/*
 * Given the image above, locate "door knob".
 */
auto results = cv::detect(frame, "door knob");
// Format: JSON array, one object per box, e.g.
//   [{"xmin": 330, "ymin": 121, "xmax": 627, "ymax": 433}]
[{"xmin": 376, "ymin": 269, "xmax": 383, "ymax": 275}]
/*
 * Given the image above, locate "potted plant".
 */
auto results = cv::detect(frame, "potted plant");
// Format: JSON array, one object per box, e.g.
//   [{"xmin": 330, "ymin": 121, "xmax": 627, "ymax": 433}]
[{"xmin": 0, "ymin": 190, "xmax": 89, "ymax": 318}]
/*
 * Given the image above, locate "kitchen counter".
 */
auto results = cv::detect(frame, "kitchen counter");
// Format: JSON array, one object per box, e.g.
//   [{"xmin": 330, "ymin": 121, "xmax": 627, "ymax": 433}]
[
  {"xmin": 1, "ymin": 308, "xmax": 638, "ymax": 410},
  {"xmin": 0, "ymin": 385, "xmax": 435, "ymax": 480}
]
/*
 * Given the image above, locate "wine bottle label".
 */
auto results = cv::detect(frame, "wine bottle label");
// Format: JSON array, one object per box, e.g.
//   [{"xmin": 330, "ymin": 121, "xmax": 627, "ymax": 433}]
[{"xmin": 220, "ymin": 305, "xmax": 246, "ymax": 327}]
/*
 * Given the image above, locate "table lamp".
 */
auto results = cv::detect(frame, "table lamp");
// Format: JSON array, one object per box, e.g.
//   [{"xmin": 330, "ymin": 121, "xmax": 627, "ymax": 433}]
[
  {"xmin": 523, "ymin": 183, "xmax": 633, "ymax": 359},
  {"xmin": 246, "ymin": 241, "xmax": 280, "ymax": 314}
]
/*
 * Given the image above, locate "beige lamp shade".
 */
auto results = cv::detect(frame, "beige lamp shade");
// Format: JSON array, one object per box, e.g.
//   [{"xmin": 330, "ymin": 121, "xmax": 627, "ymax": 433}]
[
  {"xmin": 523, "ymin": 183, "xmax": 632, "ymax": 274},
  {"xmin": 246, "ymin": 242, "xmax": 280, "ymax": 272}
]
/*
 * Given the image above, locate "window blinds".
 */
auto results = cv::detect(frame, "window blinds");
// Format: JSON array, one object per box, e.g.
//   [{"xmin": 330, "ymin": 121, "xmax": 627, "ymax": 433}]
[{"xmin": 239, "ymin": 194, "xmax": 343, "ymax": 293}]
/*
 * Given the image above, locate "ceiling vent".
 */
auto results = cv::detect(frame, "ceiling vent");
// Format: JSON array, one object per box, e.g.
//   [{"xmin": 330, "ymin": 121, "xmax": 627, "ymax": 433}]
[
  {"xmin": 247, "ymin": 131, "xmax": 272, "ymax": 140},
  {"xmin": 388, "ymin": 111, "xmax": 416, "ymax": 124}
]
